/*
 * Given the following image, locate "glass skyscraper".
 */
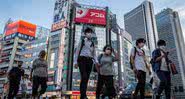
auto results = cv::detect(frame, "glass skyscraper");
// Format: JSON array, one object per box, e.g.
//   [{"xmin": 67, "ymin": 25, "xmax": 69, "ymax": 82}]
[{"xmin": 124, "ymin": 0, "xmax": 158, "ymax": 55}]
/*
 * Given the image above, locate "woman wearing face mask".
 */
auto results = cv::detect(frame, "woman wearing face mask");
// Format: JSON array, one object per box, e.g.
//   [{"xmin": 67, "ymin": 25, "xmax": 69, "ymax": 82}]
[
  {"xmin": 96, "ymin": 45, "xmax": 119, "ymax": 99},
  {"xmin": 74, "ymin": 28, "xmax": 98, "ymax": 99},
  {"xmin": 152, "ymin": 40, "xmax": 171, "ymax": 99}
]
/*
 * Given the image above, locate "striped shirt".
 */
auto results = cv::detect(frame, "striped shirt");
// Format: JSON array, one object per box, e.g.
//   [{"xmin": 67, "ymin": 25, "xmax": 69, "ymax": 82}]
[{"xmin": 74, "ymin": 38, "xmax": 98, "ymax": 65}]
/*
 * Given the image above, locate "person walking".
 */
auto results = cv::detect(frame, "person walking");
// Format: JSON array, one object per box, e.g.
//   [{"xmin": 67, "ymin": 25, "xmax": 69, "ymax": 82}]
[
  {"xmin": 130, "ymin": 38, "xmax": 151, "ymax": 99},
  {"xmin": 74, "ymin": 28, "xmax": 98, "ymax": 99},
  {"xmin": 30, "ymin": 50, "xmax": 48, "ymax": 99},
  {"xmin": 96, "ymin": 45, "xmax": 118, "ymax": 99},
  {"xmin": 151, "ymin": 40, "xmax": 171, "ymax": 99},
  {"xmin": 7, "ymin": 61, "xmax": 25, "ymax": 99}
]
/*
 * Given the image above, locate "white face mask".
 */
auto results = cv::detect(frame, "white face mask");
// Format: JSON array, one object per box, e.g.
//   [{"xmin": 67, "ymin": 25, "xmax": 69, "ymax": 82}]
[
  {"xmin": 160, "ymin": 45, "xmax": 166, "ymax": 50},
  {"xmin": 86, "ymin": 33, "xmax": 92, "ymax": 39}
]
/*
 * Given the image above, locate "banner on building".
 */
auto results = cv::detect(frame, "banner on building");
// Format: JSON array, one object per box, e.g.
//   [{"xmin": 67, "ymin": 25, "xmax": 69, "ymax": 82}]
[
  {"xmin": 75, "ymin": 7, "xmax": 106, "ymax": 26},
  {"xmin": 5, "ymin": 20, "xmax": 36, "ymax": 37},
  {"xmin": 51, "ymin": 20, "xmax": 67, "ymax": 32}
]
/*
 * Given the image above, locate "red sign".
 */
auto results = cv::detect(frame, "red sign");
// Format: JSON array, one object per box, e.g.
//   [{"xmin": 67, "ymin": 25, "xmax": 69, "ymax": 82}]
[
  {"xmin": 72, "ymin": 91, "xmax": 96, "ymax": 95},
  {"xmin": 5, "ymin": 20, "xmax": 36, "ymax": 37},
  {"xmin": 75, "ymin": 7, "xmax": 106, "ymax": 25}
]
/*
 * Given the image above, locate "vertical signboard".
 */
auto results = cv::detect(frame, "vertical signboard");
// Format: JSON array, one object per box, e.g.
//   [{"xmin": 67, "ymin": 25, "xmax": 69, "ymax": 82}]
[
  {"xmin": 57, "ymin": 29, "xmax": 66, "ymax": 87},
  {"xmin": 53, "ymin": 0, "xmax": 69, "ymax": 23}
]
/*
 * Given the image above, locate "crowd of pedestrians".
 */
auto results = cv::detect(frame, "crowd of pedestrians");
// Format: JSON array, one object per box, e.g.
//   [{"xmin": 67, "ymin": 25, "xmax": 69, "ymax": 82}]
[{"xmin": 2, "ymin": 27, "xmax": 177, "ymax": 99}]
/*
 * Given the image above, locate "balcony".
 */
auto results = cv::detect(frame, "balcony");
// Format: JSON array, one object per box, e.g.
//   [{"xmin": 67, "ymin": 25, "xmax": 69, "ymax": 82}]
[
  {"xmin": 2, "ymin": 45, "xmax": 13, "ymax": 51},
  {"xmin": 0, "ymin": 51, "xmax": 11, "ymax": 57},
  {"xmin": 4, "ymin": 39, "xmax": 14, "ymax": 43},
  {"xmin": 18, "ymin": 39, "xmax": 27, "ymax": 44},
  {"xmin": 0, "ymin": 56, "xmax": 10, "ymax": 60},
  {"xmin": 0, "ymin": 63, "xmax": 9, "ymax": 69}
]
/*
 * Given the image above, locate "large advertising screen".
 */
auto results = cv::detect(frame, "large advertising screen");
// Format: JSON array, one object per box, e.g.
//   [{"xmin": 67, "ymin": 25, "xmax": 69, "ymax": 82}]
[
  {"xmin": 5, "ymin": 20, "xmax": 36, "ymax": 37},
  {"xmin": 75, "ymin": 7, "xmax": 106, "ymax": 26}
]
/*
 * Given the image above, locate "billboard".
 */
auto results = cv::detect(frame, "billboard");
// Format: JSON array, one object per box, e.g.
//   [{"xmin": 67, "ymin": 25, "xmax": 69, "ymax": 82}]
[
  {"xmin": 5, "ymin": 20, "xmax": 36, "ymax": 37},
  {"xmin": 53, "ymin": 0, "xmax": 69, "ymax": 23},
  {"xmin": 75, "ymin": 7, "xmax": 106, "ymax": 26},
  {"xmin": 51, "ymin": 20, "xmax": 67, "ymax": 32}
]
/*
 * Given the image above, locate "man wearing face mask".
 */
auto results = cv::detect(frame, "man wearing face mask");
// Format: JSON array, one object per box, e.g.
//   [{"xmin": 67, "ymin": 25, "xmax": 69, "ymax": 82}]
[
  {"xmin": 130, "ymin": 38, "xmax": 151, "ymax": 99},
  {"xmin": 74, "ymin": 28, "xmax": 98, "ymax": 99},
  {"xmin": 8, "ymin": 61, "xmax": 24, "ymax": 99},
  {"xmin": 152, "ymin": 40, "xmax": 171, "ymax": 99}
]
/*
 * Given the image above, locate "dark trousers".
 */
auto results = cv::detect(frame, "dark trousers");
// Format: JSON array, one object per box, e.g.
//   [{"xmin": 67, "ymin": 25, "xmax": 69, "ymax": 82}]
[
  {"xmin": 32, "ymin": 76, "xmax": 47, "ymax": 96},
  {"xmin": 78, "ymin": 56, "xmax": 93, "ymax": 99},
  {"xmin": 156, "ymin": 70, "xmax": 171, "ymax": 99},
  {"xmin": 96, "ymin": 74, "xmax": 116, "ymax": 99},
  {"xmin": 134, "ymin": 70, "xmax": 146, "ymax": 99},
  {"xmin": 8, "ymin": 80, "xmax": 20, "ymax": 99}
]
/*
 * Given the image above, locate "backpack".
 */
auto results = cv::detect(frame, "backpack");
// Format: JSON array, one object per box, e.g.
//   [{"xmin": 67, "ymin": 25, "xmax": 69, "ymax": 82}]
[
  {"xmin": 78, "ymin": 38, "xmax": 94, "ymax": 57},
  {"xmin": 98, "ymin": 54, "xmax": 103, "ymax": 64},
  {"xmin": 129, "ymin": 47, "xmax": 145, "ymax": 70},
  {"xmin": 78, "ymin": 39, "xmax": 96, "ymax": 72}
]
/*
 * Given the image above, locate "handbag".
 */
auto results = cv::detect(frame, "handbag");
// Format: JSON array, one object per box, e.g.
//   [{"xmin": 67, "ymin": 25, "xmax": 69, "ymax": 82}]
[{"xmin": 169, "ymin": 63, "xmax": 178, "ymax": 75}]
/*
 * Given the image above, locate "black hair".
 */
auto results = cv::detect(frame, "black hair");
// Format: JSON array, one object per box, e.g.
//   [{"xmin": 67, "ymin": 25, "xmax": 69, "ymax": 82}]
[
  {"xmin": 157, "ymin": 40, "xmax": 166, "ymax": 46},
  {"xmin": 84, "ymin": 28, "xmax": 93, "ymax": 35},
  {"xmin": 18, "ymin": 61, "xmax": 23, "ymax": 64},
  {"xmin": 103, "ymin": 45, "xmax": 113, "ymax": 52},
  {"xmin": 39, "ymin": 50, "xmax": 46, "ymax": 57},
  {"xmin": 136, "ymin": 38, "xmax": 146, "ymax": 46}
]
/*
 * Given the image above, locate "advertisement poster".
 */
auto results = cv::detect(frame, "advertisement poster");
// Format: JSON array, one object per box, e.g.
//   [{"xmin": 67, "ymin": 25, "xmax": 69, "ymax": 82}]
[
  {"xmin": 5, "ymin": 20, "xmax": 36, "ymax": 37},
  {"xmin": 75, "ymin": 7, "xmax": 106, "ymax": 26},
  {"xmin": 53, "ymin": 0, "xmax": 69, "ymax": 23}
]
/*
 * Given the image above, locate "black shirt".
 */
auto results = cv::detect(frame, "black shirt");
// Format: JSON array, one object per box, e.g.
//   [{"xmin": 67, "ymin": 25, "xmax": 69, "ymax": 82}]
[{"xmin": 9, "ymin": 67, "xmax": 24, "ymax": 82}]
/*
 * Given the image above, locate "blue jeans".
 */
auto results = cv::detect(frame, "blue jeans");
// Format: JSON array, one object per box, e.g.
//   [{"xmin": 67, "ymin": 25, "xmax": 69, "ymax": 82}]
[{"xmin": 156, "ymin": 70, "xmax": 171, "ymax": 99}]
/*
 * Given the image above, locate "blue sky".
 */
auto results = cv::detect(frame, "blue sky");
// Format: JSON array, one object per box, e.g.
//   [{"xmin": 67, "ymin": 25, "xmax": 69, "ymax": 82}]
[{"xmin": 0, "ymin": 0, "xmax": 185, "ymax": 39}]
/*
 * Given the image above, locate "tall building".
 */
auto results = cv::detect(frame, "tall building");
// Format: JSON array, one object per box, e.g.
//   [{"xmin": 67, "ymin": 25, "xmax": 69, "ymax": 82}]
[
  {"xmin": 124, "ymin": 0, "xmax": 158, "ymax": 54},
  {"xmin": 156, "ymin": 8, "xmax": 185, "ymax": 98},
  {"xmin": 35, "ymin": 26, "xmax": 50, "ymax": 39},
  {"xmin": 120, "ymin": 30, "xmax": 134, "ymax": 87},
  {"xmin": 48, "ymin": 0, "xmax": 120, "ymax": 98},
  {"xmin": 47, "ymin": 0, "xmax": 71, "ymax": 97},
  {"xmin": 0, "ymin": 34, "xmax": 3, "ymax": 69},
  {"xmin": 0, "ymin": 34, "xmax": 3, "ymax": 55},
  {"xmin": 0, "ymin": 20, "xmax": 36, "ymax": 95}
]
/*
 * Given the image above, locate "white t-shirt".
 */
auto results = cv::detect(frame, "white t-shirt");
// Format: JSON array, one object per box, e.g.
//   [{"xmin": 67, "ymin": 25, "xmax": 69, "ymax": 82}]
[
  {"xmin": 131, "ymin": 47, "xmax": 146, "ymax": 72},
  {"xmin": 160, "ymin": 51, "xmax": 168, "ymax": 71}
]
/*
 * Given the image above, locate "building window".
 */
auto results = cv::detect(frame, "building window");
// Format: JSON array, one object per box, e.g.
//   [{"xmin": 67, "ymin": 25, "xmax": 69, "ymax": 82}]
[{"xmin": 50, "ymin": 53, "xmax": 55, "ymax": 68}]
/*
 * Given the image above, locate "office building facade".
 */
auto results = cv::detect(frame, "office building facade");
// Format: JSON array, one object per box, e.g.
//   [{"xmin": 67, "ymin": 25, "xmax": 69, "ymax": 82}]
[
  {"xmin": 120, "ymin": 30, "xmax": 134, "ymax": 87},
  {"xmin": 124, "ymin": 0, "xmax": 158, "ymax": 54},
  {"xmin": 0, "ymin": 20, "xmax": 36, "ymax": 95}
]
